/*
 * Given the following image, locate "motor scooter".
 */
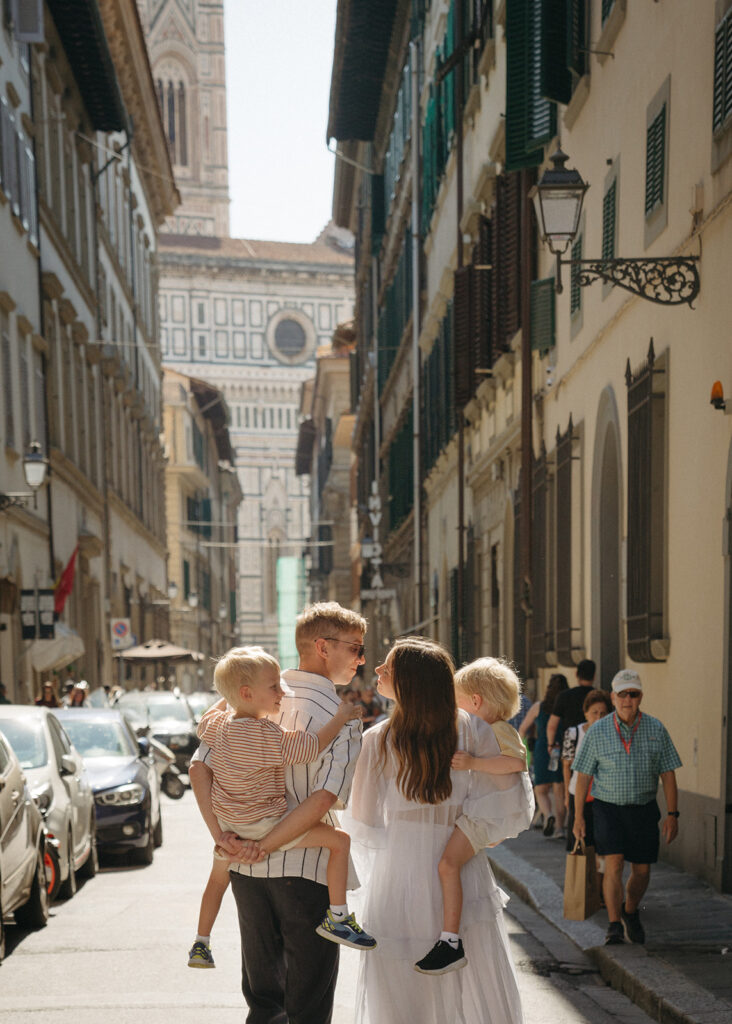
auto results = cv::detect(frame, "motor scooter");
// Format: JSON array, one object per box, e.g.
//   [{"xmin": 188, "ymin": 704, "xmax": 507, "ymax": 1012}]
[{"xmin": 149, "ymin": 735, "xmax": 187, "ymax": 799}]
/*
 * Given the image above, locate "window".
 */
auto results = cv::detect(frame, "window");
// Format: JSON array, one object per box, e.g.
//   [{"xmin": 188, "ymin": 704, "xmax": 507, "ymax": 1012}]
[
  {"xmin": 215, "ymin": 330, "xmax": 228, "ymax": 357},
  {"xmin": 625, "ymin": 341, "xmax": 667, "ymax": 661},
  {"xmin": 214, "ymin": 298, "xmax": 227, "ymax": 325},
  {"xmin": 19, "ymin": 338, "xmax": 31, "ymax": 449},
  {"xmin": 506, "ymin": 0, "xmax": 556, "ymax": 171},
  {"xmin": 197, "ymin": 334, "xmax": 208, "ymax": 359},
  {"xmin": 530, "ymin": 278, "xmax": 555, "ymax": 354},
  {"xmin": 602, "ymin": 178, "xmax": 617, "ymax": 262},
  {"xmin": 1, "ymin": 310, "xmax": 14, "ymax": 448},
  {"xmin": 645, "ymin": 105, "xmax": 666, "ymax": 216},
  {"xmin": 197, "ymin": 301, "xmax": 206, "ymax": 325},
  {"xmin": 233, "ymin": 331, "xmax": 245, "ymax": 357},
  {"xmin": 274, "ymin": 318, "xmax": 306, "ymax": 357},
  {"xmin": 570, "ymin": 234, "xmax": 583, "ymax": 316},
  {"xmin": 232, "ymin": 299, "xmax": 245, "ymax": 326},
  {"xmin": 157, "ymin": 75, "xmax": 189, "ymax": 167},
  {"xmin": 601, "ymin": 0, "xmax": 615, "ymax": 25},
  {"xmin": 713, "ymin": 10, "xmax": 732, "ymax": 133}
]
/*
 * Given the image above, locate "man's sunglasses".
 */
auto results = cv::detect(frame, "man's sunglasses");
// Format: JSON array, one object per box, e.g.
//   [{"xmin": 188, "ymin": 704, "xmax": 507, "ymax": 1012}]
[
  {"xmin": 617, "ymin": 690, "xmax": 642, "ymax": 699},
  {"xmin": 321, "ymin": 637, "xmax": 365, "ymax": 658}
]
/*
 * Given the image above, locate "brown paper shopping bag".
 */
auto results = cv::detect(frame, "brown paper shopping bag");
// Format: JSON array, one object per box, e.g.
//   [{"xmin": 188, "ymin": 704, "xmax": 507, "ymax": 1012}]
[{"xmin": 563, "ymin": 839, "xmax": 601, "ymax": 920}]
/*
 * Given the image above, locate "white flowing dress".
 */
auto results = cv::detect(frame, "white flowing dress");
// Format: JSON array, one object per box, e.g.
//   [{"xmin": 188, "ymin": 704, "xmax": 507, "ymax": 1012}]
[{"xmin": 345, "ymin": 710, "xmax": 534, "ymax": 1024}]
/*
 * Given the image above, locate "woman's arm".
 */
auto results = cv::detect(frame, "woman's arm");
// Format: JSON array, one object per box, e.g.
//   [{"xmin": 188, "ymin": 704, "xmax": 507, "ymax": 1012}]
[
  {"xmin": 452, "ymin": 751, "xmax": 525, "ymax": 774},
  {"xmin": 518, "ymin": 702, "xmax": 539, "ymax": 737}
]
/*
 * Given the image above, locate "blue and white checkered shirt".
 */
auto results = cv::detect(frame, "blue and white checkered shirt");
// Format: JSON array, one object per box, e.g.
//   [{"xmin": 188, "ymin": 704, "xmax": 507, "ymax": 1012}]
[
  {"xmin": 571, "ymin": 710, "xmax": 681, "ymax": 805},
  {"xmin": 195, "ymin": 669, "xmax": 362, "ymax": 887}
]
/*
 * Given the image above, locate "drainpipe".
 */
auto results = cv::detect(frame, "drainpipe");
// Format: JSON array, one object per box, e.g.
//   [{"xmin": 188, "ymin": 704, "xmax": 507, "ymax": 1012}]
[
  {"xmin": 520, "ymin": 169, "xmax": 533, "ymax": 676},
  {"xmin": 28, "ymin": 49, "xmax": 55, "ymax": 584},
  {"xmin": 410, "ymin": 39, "xmax": 422, "ymax": 628},
  {"xmin": 455, "ymin": 0, "xmax": 465, "ymax": 660}
]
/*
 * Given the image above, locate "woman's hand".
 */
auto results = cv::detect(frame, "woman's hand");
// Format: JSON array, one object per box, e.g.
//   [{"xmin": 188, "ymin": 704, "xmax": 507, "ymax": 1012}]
[{"xmin": 451, "ymin": 750, "xmax": 474, "ymax": 771}]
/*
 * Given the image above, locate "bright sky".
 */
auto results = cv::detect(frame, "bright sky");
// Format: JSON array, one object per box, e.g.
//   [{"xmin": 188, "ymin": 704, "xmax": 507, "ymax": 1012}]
[{"xmin": 223, "ymin": 1, "xmax": 338, "ymax": 244}]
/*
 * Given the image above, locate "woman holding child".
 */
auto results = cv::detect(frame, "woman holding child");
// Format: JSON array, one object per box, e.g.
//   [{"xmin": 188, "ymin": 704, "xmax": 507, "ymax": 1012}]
[{"xmin": 346, "ymin": 638, "xmax": 534, "ymax": 1024}]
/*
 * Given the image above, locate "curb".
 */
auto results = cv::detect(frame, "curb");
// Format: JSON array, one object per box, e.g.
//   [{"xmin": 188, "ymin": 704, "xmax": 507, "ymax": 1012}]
[{"xmin": 488, "ymin": 847, "xmax": 732, "ymax": 1024}]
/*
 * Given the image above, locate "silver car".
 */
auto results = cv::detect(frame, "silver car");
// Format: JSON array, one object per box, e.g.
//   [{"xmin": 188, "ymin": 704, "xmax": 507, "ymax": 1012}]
[{"xmin": 0, "ymin": 706, "xmax": 96, "ymax": 900}]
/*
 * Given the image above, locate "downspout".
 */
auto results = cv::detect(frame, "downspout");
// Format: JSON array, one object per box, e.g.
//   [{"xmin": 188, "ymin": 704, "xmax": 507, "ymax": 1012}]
[
  {"xmin": 520, "ymin": 169, "xmax": 533, "ymax": 676},
  {"xmin": 455, "ymin": 0, "xmax": 465, "ymax": 660},
  {"xmin": 126, "ymin": 127, "xmax": 145, "ymax": 528},
  {"xmin": 410, "ymin": 39, "xmax": 422, "ymax": 628},
  {"xmin": 28, "ymin": 49, "xmax": 55, "ymax": 584}
]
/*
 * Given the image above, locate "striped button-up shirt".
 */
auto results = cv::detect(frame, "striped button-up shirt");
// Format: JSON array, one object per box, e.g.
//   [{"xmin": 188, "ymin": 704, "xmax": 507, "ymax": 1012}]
[
  {"xmin": 198, "ymin": 669, "xmax": 362, "ymax": 886},
  {"xmin": 197, "ymin": 709, "xmax": 319, "ymax": 831},
  {"xmin": 572, "ymin": 710, "xmax": 681, "ymax": 805}
]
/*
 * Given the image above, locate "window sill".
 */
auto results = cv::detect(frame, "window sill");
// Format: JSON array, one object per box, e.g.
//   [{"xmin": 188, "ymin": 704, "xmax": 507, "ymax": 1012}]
[
  {"xmin": 711, "ymin": 116, "xmax": 732, "ymax": 175},
  {"xmin": 563, "ymin": 75, "xmax": 591, "ymax": 131},
  {"xmin": 596, "ymin": 0, "xmax": 627, "ymax": 66}
]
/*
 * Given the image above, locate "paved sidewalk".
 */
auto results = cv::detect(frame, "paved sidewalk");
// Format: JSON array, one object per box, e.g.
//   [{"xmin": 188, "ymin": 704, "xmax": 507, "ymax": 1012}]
[{"xmin": 488, "ymin": 828, "xmax": 732, "ymax": 1024}]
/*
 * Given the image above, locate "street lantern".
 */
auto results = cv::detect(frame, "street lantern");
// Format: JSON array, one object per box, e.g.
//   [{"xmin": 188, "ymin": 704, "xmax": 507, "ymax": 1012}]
[
  {"xmin": 1, "ymin": 441, "xmax": 49, "ymax": 512},
  {"xmin": 218, "ymin": 602, "xmax": 227, "ymax": 621},
  {"xmin": 531, "ymin": 147, "xmax": 700, "ymax": 305},
  {"xmin": 187, "ymin": 590, "xmax": 199, "ymax": 609},
  {"xmin": 167, "ymin": 580, "xmax": 179, "ymax": 601},
  {"xmin": 530, "ymin": 148, "xmax": 589, "ymax": 255}
]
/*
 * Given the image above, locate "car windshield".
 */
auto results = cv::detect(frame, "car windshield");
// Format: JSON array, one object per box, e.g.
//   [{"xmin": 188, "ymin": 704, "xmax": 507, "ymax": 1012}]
[
  {"xmin": 0, "ymin": 717, "xmax": 48, "ymax": 769},
  {"xmin": 145, "ymin": 698, "xmax": 192, "ymax": 725},
  {"xmin": 60, "ymin": 719, "xmax": 135, "ymax": 758}
]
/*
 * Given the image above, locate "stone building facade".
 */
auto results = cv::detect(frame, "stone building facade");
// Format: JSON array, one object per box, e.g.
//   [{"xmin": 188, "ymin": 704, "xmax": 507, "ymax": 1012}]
[
  {"xmin": 139, "ymin": 1, "xmax": 355, "ymax": 661},
  {"xmin": 329, "ymin": 0, "xmax": 732, "ymax": 890},
  {"xmin": 0, "ymin": 0, "xmax": 177, "ymax": 699}
]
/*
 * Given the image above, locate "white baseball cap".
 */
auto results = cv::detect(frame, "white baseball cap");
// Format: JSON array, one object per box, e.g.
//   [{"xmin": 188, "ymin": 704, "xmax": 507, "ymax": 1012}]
[{"xmin": 611, "ymin": 669, "xmax": 642, "ymax": 694}]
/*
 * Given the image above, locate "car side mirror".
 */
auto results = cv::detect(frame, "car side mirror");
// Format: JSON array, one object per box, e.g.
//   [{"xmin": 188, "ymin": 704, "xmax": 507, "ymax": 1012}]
[
  {"xmin": 138, "ymin": 736, "xmax": 151, "ymax": 757},
  {"xmin": 60, "ymin": 754, "xmax": 76, "ymax": 776}
]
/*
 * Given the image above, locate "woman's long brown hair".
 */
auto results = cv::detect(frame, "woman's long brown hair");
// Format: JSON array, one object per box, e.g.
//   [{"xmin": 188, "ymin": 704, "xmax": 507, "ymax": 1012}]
[{"xmin": 379, "ymin": 637, "xmax": 457, "ymax": 804}]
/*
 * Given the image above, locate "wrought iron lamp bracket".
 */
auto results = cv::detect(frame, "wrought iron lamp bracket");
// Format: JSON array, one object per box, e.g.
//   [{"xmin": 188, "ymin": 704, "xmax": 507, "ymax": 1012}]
[
  {"xmin": 0, "ymin": 493, "xmax": 33, "ymax": 512},
  {"xmin": 555, "ymin": 255, "xmax": 700, "ymax": 307}
]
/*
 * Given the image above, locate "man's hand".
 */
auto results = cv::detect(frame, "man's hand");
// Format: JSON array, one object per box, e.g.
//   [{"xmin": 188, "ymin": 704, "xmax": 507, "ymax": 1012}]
[
  {"xmin": 572, "ymin": 813, "xmax": 586, "ymax": 842},
  {"xmin": 216, "ymin": 830, "xmax": 245, "ymax": 856},
  {"xmin": 227, "ymin": 839, "xmax": 266, "ymax": 864},
  {"xmin": 451, "ymin": 751, "xmax": 474, "ymax": 771},
  {"xmin": 661, "ymin": 815, "xmax": 679, "ymax": 844}
]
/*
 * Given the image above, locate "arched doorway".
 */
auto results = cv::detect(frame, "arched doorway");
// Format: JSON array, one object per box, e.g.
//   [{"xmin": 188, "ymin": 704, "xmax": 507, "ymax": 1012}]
[{"xmin": 592, "ymin": 389, "xmax": 623, "ymax": 691}]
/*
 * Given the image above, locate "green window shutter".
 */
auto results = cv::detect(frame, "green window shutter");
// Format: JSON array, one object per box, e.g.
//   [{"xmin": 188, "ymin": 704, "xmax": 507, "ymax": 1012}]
[
  {"xmin": 229, "ymin": 589, "xmax": 236, "ymax": 625},
  {"xmin": 645, "ymin": 105, "xmax": 666, "ymax": 215},
  {"xmin": 566, "ymin": 0, "xmax": 587, "ymax": 78},
  {"xmin": 530, "ymin": 277, "xmax": 555, "ymax": 353},
  {"xmin": 602, "ymin": 180, "xmax": 617, "ymax": 261},
  {"xmin": 183, "ymin": 559, "xmax": 190, "ymax": 599},
  {"xmin": 713, "ymin": 13, "xmax": 732, "ymax": 133},
  {"xmin": 454, "ymin": 266, "xmax": 473, "ymax": 408},
  {"xmin": 506, "ymin": 0, "xmax": 556, "ymax": 171},
  {"xmin": 449, "ymin": 567, "xmax": 459, "ymax": 663},
  {"xmin": 371, "ymin": 174, "xmax": 385, "ymax": 254},
  {"xmin": 541, "ymin": 0, "xmax": 572, "ymax": 104},
  {"xmin": 601, "ymin": 0, "xmax": 614, "ymax": 25},
  {"xmin": 570, "ymin": 234, "xmax": 582, "ymax": 315}
]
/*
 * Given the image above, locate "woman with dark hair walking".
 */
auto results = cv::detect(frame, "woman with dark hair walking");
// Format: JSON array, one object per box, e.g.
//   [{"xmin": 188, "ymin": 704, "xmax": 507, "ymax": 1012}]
[
  {"xmin": 346, "ymin": 637, "xmax": 533, "ymax": 1024},
  {"xmin": 519, "ymin": 674, "xmax": 569, "ymax": 838}
]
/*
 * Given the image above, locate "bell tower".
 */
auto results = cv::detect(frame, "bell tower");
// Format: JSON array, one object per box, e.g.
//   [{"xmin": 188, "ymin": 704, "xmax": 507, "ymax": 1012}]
[{"xmin": 138, "ymin": 0, "xmax": 230, "ymax": 236}]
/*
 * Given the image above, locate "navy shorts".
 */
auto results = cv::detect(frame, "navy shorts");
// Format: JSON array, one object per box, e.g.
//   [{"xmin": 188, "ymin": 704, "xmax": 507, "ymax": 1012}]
[{"xmin": 592, "ymin": 799, "xmax": 661, "ymax": 863}]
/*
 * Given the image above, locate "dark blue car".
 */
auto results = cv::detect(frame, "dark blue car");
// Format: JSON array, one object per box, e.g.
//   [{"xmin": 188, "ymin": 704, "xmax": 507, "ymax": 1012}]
[{"xmin": 53, "ymin": 710, "xmax": 162, "ymax": 865}]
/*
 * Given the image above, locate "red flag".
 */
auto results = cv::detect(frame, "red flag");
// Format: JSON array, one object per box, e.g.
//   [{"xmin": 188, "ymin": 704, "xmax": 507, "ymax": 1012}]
[{"xmin": 54, "ymin": 545, "xmax": 79, "ymax": 616}]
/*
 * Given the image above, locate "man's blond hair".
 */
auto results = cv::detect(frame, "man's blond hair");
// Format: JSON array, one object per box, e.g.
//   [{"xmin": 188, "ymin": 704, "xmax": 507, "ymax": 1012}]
[
  {"xmin": 295, "ymin": 602, "xmax": 367, "ymax": 652},
  {"xmin": 213, "ymin": 646, "xmax": 280, "ymax": 706},
  {"xmin": 454, "ymin": 657, "xmax": 522, "ymax": 721}
]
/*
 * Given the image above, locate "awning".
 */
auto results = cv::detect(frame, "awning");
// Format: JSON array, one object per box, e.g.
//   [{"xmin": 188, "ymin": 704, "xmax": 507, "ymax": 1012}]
[
  {"xmin": 29, "ymin": 623, "xmax": 85, "ymax": 673},
  {"xmin": 116, "ymin": 639, "xmax": 204, "ymax": 664}
]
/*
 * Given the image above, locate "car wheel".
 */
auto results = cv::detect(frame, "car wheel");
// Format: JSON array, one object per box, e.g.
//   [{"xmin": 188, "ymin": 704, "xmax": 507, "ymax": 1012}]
[
  {"xmin": 77, "ymin": 814, "xmax": 98, "ymax": 879},
  {"xmin": 153, "ymin": 809, "xmax": 163, "ymax": 848},
  {"xmin": 44, "ymin": 842, "xmax": 60, "ymax": 901},
  {"xmin": 58, "ymin": 827, "xmax": 77, "ymax": 900},
  {"xmin": 134, "ymin": 821, "xmax": 154, "ymax": 866},
  {"xmin": 15, "ymin": 843, "xmax": 50, "ymax": 929}
]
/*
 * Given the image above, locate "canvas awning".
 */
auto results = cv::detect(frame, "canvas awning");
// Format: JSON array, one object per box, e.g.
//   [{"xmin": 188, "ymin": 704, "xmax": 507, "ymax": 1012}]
[
  {"xmin": 116, "ymin": 639, "xmax": 204, "ymax": 664},
  {"xmin": 29, "ymin": 623, "xmax": 85, "ymax": 673}
]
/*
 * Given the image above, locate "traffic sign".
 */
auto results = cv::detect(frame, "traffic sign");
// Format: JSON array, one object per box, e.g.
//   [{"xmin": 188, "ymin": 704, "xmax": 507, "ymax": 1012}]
[{"xmin": 110, "ymin": 618, "xmax": 133, "ymax": 650}]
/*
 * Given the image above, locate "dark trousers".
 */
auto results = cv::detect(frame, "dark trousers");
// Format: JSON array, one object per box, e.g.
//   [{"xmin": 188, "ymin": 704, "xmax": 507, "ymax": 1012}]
[{"xmin": 229, "ymin": 873, "xmax": 339, "ymax": 1024}]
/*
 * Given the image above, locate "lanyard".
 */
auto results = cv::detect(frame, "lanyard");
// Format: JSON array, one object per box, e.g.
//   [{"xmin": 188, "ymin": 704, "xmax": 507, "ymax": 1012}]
[{"xmin": 614, "ymin": 711, "xmax": 642, "ymax": 755}]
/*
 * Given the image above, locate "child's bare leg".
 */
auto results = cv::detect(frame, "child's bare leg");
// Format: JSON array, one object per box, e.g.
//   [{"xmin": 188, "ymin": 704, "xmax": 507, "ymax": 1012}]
[
  {"xmin": 290, "ymin": 823, "xmax": 350, "ymax": 906},
  {"xmin": 197, "ymin": 856, "xmax": 231, "ymax": 936},
  {"xmin": 438, "ymin": 827, "xmax": 475, "ymax": 933}
]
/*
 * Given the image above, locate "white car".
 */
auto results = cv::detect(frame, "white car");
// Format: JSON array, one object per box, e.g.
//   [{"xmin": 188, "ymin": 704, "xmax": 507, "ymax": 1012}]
[{"xmin": 0, "ymin": 706, "xmax": 96, "ymax": 900}]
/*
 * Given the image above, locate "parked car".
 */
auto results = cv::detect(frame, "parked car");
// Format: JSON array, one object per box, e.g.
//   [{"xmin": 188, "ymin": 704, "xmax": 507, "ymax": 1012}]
[
  {"xmin": 185, "ymin": 690, "xmax": 218, "ymax": 723},
  {"xmin": 0, "ymin": 706, "xmax": 96, "ymax": 901},
  {"xmin": 114, "ymin": 691, "xmax": 199, "ymax": 772},
  {"xmin": 0, "ymin": 730, "xmax": 48, "ymax": 961},
  {"xmin": 53, "ymin": 709, "xmax": 162, "ymax": 865}
]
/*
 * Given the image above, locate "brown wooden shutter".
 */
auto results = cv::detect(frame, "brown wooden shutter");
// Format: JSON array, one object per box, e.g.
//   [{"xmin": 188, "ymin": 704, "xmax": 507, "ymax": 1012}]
[
  {"xmin": 491, "ymin": 172, "xmax": 523, "ymax": 359},
  {"xmin": 454, "ymin": 266, "xmax": 473, "ymax": 409},
  {"xmin": 472, "ymin": 215, "xmax": 492, "ymax": 376},
  {"xmin": 512, "ymin": 480, "xmax": 526, "ymax": 679},
  {"xmin": 531, "ymin": 445, "xmax": 547, "ymax": 670},
  {"xmin": 555, "ymin": 417, "xmax": 573, "ymax": 664}
]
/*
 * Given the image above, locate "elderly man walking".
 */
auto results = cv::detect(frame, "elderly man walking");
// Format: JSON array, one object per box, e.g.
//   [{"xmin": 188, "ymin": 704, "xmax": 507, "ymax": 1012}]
[{"xmin": 572, "ymin": 669, "xmax": 681, "ymax": 946}]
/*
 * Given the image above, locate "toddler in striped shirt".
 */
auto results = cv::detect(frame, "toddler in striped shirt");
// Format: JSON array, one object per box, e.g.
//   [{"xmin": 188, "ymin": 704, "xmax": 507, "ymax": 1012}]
[{"xmin": 187, "ymin": 645, "xmax": 376, "ymax": 969}]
